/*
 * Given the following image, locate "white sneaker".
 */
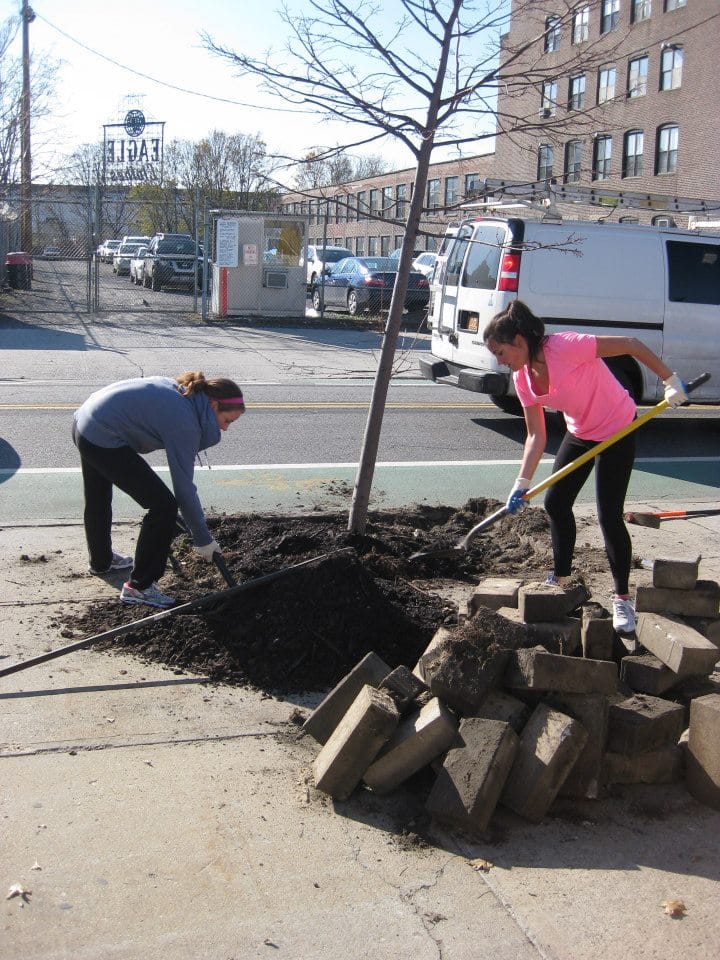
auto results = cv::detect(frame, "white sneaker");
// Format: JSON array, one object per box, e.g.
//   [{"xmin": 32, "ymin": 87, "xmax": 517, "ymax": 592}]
[
  {"xmin": 612, "ymin": 595, "xmax": 636, "ymax": 634},
  {"xmin": 90, "ymin": 551, "xmax": 133, "ymax": 575},
  {"xmin": 120, "ymin": 582, "xmax": 175, "ymax": 609}
]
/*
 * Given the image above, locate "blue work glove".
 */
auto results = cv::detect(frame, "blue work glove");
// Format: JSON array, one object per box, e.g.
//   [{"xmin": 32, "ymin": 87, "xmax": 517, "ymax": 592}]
[
  {"xmin": 663, "ymin": 373, "xmax": 689, "ymax": 408},
  {"xmin": 506, "ymin": 478, "xmax": 530, "ymax": 514}
]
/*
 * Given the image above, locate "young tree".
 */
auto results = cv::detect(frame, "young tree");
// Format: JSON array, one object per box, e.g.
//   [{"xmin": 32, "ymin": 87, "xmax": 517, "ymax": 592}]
[{"xmin": 204, "ymin": 0, "xmax": 624, "ymax": 533}]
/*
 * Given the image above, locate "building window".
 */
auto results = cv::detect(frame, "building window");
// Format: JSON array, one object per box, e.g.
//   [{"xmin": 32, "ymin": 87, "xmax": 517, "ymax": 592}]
[
  {"xmin": 426, "ymin": 178, "xmax": 440, "ymax": 210},
  {"xmin": 572, "ymin": 5, "xmax": 590, "ymax": 45},
  {"xmin": 541, "ymin": 80, "xmax": 558, "ymax": 116},
  {"xmin": 628, "ymin": 56, "xmax": 649, "ymax": 97},
  {"xmin": 334, "ymin": 197, "xmax": 341, "ymax": 224},
  {"xmin": 444, "ymin": 176, "xmax": 459, "ymax": 208},
  {"xmin": 368, "ymin": 236, "xmax": 378, "ymax": 255},
  {"xmin": 544, "ymin": 16, "xmax": 561, "ymax": 52},
  {"xmin": 656, "ymin": 124, "xmax": 679, "ymax": 173},
  {"xmin": 537, "ymin": 144, "xmax": 554, "ymax": 180},
  {"xmin": 623, "ymin": 130, "xmax": 644, "ymax": 177},
  {"xmin": 660, "ymin": 46, "xmax": 683, "ymax": 90},
  {"xmin": 395, "ymin": 184, "xmax": 407, "ymax": 220},
  {"xmin": 632, "ymin": 0, "xmax": 651, "ymax": 22},
  {"xmin": 382, "ymin": 186, "xmax": 393, "ymax": 217},
  {"xmin": 593, "ymin": 135, "xmax": 612, "ymax": 180},
  {"xmin": 356, "ymin": 190, "xmax": 366, "ymax": 220},
  {"xmin": 380, "ymin": 235, "xmax": 390, "ymax": 256},
  {"xmin": 394, "ymin": 234, "xmax": 404, "ymax": 249},
  {"xmin": 664, "ymin": 0, "xmax": 686, "ymax": 10},
  {"xmin": 564, "ymin": 140, "xmax": 583, "ymax": 183},
  {"xmin": 369, "ymin": 188, "xmax": 380, "ymax": 216},
  {"xmin": 464, "ymin": 172, "xmax": 480, "ymax": 197},
  {"xmin": 600, "ymin": 0, "xmax": 619, "ymax": 34},
  {"xmin": 568, "ymin": 74, "xmax": 586, "ymax": 110},
  {"xmin": 597, "ymin": 67, "xmax": 616, "ymax": 103},
  {"xmin": 355, "ymin": 236, "xmax": 365, "ymax": 256}
]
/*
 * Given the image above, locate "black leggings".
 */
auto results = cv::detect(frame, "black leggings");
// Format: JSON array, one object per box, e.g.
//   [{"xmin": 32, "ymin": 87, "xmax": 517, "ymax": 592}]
[
  {"xmin": 73, "ymin": 427, "xmax": 177, "ymax": 589},
  {"xmin": 544, "ymin": 427, "xmax": 636, "ymax": 595}
]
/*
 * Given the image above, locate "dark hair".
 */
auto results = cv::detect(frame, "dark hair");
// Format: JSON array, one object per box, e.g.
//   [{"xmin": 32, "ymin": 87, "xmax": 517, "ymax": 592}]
[
  {"xmin": 483, "ymin": 300, "xmax": 546, "ymax": 361},
  {"xmin": 176, "ymin": 371, "xmax": 245, "ymax": 411}
]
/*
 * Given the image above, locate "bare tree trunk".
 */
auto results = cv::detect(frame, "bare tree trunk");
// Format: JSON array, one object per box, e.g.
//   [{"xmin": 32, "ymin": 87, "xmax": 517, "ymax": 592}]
[{"xmin": 347, "ymin": 0, "xmax": 461, "ymax": 534}]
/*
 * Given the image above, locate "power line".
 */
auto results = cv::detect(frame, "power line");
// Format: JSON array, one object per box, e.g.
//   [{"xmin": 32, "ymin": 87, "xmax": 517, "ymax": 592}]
[{"xmin": 33, "ymin": 11, "xmax": 304, "ymax": 115}]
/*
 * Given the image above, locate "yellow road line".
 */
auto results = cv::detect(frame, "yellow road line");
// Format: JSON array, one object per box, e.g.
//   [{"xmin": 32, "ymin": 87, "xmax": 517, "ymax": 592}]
[{"xmin": 0, "ymin": 401, "xmax": 484, "ymax": 410}]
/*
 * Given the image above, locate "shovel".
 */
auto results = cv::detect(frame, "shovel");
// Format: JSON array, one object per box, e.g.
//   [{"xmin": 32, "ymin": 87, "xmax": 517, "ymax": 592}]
[
  {"xmin": 624, "ymin": 507, "xmax": 720, "ymax": 528},
  {"xmin": 0, "ymin": 550, "xmax": 347, "ymax": 680},
  {"xmin": 410, "ymin": 371, "xmax": 710, "ymax": 562}
]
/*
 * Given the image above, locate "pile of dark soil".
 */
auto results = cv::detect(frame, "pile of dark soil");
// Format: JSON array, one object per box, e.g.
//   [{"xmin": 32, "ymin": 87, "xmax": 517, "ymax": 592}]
[{"xmin": 62, "ymin": 499, "xmax": 609, "ymax": 694}]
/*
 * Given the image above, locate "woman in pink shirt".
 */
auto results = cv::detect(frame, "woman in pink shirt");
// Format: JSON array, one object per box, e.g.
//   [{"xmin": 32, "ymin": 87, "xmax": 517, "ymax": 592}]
[{"xmin": 483, "ymin": 300, "xmax": 688, "ymax": 634}]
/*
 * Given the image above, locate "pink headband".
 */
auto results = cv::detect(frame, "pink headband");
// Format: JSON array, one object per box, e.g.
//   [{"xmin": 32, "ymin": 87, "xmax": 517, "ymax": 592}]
[{"xmin": 218, "ymin": 395, "xmax": 245, "ymax": 405}]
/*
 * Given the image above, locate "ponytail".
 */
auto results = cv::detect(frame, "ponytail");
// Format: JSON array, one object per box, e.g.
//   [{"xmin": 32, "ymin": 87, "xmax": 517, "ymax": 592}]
[
  {"xmin": 176, "ymin": 371, "xmax": 245, "ymax": 411},
  {"xmin": 483, "ymin": 301, "xmax": 546, "ymax": 361}
]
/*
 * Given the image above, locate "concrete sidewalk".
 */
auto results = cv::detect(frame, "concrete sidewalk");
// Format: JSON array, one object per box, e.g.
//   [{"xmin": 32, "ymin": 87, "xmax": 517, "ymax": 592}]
[{"xmin": 2, "ymin": 505, "xmax": 719, "ymax": 960}]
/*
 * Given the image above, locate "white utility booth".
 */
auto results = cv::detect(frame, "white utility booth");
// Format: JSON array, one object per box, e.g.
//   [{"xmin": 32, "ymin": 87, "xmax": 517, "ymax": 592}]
[{"xmin": 210, "ymin": 212, "xmax": 308, "ymax": 318}]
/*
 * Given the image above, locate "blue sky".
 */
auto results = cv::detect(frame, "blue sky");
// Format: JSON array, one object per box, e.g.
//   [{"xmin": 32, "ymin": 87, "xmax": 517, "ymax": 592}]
[{"xmin": 1, "ymin": 0, "xmax": 496, "ymax": 182}]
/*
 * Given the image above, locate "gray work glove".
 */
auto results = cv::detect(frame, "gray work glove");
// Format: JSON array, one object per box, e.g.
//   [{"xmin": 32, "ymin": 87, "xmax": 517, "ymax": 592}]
[{"xmin": 194, "ymin": 539, "xmax": 221, "ymax": 562}]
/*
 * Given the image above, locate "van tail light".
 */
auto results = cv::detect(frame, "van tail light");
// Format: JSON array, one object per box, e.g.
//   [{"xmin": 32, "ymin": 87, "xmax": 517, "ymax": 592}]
[{"xmin": 498, "ymin": 251, "xmax": 521, "ymax": 292}]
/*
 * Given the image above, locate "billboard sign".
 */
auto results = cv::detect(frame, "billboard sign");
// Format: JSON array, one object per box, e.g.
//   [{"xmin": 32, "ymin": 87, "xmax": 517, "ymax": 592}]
[{"xmin": 103, "ymin": 111, "xmax": 165, "ymax": 184}]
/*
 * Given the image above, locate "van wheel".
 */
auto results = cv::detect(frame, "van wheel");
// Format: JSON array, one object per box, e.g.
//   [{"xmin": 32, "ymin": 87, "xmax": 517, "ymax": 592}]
[
  {"xmin": 491, "ymin": 395, "xmax": 523, "ymax": 417},
  {"xmin": 312, "ymin": 287, "xmax": 323, "ymax": 311}
]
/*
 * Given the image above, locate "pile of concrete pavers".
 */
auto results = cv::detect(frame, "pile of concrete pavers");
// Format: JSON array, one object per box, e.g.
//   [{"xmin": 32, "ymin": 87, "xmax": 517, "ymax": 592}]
[{"xmin": 302, "ymin": 553, "xmax": 720, "ymax": 836}]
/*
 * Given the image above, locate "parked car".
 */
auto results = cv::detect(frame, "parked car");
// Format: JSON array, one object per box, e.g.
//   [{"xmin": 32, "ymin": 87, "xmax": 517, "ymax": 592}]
[
  {"xmin": 121, "ymin": 234, "xmax": 151, "ymax": 247},
  {"xmin": 98, "ymin": 239, "xmax": 122, "ymax": 263},
  {"xmin": 38, "ymin": 246, "xmax": 62, "ymax": 260},
  {"xmin": 412, "ymin": 251, "xmax": 438, "ymax": 279},
  {"xmin": 113, "ymin": 242, "xmax": 144, "ymax": 276},
  {"xmin": 311, "ymin": 256, "xmax": 430, "ymax": 315},
  {"xmin": 389, "ymin": 247, "xmax": 424, "ymax": 261},
  {"xmin": 305, "ymin": 244, "xmax": 352, "ymax": 288},
  {"xmin": 129, "ymin": 246, "xmax": 148, "ymax": 285},
  {"xmin": 142, "ymin": 235, "xmax": 202, "ymax": 291}
]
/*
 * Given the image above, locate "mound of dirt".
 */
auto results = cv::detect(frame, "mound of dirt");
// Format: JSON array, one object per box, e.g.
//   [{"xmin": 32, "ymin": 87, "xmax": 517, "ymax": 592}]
[{"xmin": 61, "ymin": 500, "xmax": 610, "ymax": 694}]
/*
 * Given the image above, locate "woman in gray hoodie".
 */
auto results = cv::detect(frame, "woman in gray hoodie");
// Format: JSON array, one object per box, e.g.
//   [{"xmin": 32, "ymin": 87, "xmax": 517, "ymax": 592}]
[{"xmin": 73, "ymin": 371, "xmax": 245, "ymax": 608}]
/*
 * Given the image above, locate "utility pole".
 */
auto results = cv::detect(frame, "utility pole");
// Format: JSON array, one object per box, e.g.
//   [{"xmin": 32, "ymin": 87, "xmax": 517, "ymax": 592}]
[{"xmin": 20, "ymin": 0, "xmax": 35, "ymax": 253}]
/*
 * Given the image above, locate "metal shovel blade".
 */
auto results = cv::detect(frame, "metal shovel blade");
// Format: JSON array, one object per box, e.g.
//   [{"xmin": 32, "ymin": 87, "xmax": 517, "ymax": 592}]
[{"xmin": 409, "ymin": 505, "xmax": 508, "ymax": 562}]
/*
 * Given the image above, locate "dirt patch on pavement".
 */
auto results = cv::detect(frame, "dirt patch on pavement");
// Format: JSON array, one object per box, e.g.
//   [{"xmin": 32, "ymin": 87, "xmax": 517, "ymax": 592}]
[{"xmin": 61, "ymin": 500, "xmax": 612, "ymax": 694}]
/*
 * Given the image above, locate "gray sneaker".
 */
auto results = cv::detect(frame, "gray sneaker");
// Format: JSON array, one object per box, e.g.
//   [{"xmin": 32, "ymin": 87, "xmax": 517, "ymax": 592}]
[
  {"xmin": 120, "ymin": 582, "xmax": 175, "ymax": 609},
  {"xmin": 90, "ymin": 551, "xmax": 133, "ymax": 575}
]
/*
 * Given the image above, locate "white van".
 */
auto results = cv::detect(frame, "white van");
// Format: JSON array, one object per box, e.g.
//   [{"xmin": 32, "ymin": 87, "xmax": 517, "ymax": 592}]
[{"xmin": 420, "ymin": 215, "xmax": 720, "ymax": 413}]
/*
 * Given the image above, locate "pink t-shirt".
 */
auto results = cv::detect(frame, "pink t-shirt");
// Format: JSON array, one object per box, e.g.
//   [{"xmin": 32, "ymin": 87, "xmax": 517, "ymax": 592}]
[{"xmin": 514, "ymin": 332, "xmax": 636, "ymax": 440}]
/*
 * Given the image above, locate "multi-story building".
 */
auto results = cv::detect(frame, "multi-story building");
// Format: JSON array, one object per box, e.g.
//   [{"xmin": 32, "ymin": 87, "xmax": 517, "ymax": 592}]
[
  {"xmin": 283, "ymin": 0, "xmax": 719, "ymax": 246},
  {"xmin": 493, "ymin": 0, "xmax": 719, "ymax": 220}
]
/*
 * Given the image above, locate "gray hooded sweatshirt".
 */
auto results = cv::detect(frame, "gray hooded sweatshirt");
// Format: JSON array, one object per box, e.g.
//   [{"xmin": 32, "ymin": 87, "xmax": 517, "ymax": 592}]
[{"xmin": 73, "ymin": 376, "xmax": 221, "ymax": 547}]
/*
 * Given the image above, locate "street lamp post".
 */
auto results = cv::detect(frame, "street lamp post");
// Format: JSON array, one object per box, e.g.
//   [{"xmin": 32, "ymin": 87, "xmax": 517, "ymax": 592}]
[{"xmin": 20, "ymin": 0, "xmax": 35, "ymax": 254}]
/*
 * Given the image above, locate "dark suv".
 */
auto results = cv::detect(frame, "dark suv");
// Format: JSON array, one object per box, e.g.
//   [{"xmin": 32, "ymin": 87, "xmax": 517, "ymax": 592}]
[{"xmin": 142, "ymin": 234, "xmax": 202, "ymax": 291}]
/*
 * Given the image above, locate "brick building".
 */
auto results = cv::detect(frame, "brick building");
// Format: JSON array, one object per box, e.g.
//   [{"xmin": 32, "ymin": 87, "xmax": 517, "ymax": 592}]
[{"xmin": 282, "ymin": 0, "xmax": 719, "ymax": 249}]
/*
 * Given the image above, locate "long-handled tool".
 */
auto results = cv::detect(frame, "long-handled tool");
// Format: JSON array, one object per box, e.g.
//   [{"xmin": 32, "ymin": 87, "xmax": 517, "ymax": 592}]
[
  {"xmin": 0, "ymin": 550, "xmax": 348, "ymax": 680},
  {"xmin": 410, "ymin": 372, "xmax": 710, "ymax": 562},
  {"xmin": 624, "ymin": 507, "xmax": 720, "ymax": 528}
]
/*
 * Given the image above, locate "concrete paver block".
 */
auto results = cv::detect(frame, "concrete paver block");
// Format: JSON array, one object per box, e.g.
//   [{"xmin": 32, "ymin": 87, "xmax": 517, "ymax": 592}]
[
  {"xmin": 377, "ymin": 664, "xmax": 427, "ymax": 713},
  {"xmin": 652, "ymin": 555, "xmax": 701, "ymax": 591},
  {"xmin": 426, "ymin": 718, "xmax": 519, "ymax": 835},
  {"xmin": 363, "ymin": 697, "xmax": 458, "ymax": 794},
  {"xmin": 501, "ymin": 704, "xmax": 589, "ymax": 822},
  {"xmin": 604, "ymin": 745, "xmax": 683, "ymax": 784},
  {"xmin": 606, "ymin": 693, "xmax": 685, "ymax": 754},
  {"xmin": 498, "ymin": 606, "xmax": 581, "ymax": 655},
  {"xmin": 472, "ymin": 689, "xmax": 531, "ymax": 733},
  {"xmin": 313, "ymin": 685, "xmax": 399, "ymax": 800},
  {"xmin": 468, "ymin": 577, "xmax": 525, "ymax": 614},
  {"xmin": 620, "ymin": 653, "xmax": 678, "ymax": 696},
  {"xmin": 518, "ymin": 580, "xmax": 590, "ymax": 623},
  {"xmin": 545, "ymin": 692, "xmax": 608, "ymax": 799},
  {"xmin": 636, "ymin": 613, "xmax": 720, "ymax": 677},
  {"xmin": 635, "ymin": 580, "xmax": 720, "ymax": 618},
  {"xmin": 581, "ymin": 605, "xmax": 615, "ymax": 661},
  {"xmin": 412, "ymin": 626, "xmax": 452, "ymax": 681},
  {"xmin": 303, "ymin": 651, "xmax": 391, "ymax": 744},
  {"xmin": 504, "ymin": 646, "xmax": 617, "ymax": 694},
  {"xmin": 686, "ymin": 693, "xmax": 720, "ymax": 810}
]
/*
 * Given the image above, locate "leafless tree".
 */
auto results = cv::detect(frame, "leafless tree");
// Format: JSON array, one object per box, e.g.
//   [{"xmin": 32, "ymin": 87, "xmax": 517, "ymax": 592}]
[{"xmin": 204, "ymin": 0, "xmax": 627, "ymax": 533}]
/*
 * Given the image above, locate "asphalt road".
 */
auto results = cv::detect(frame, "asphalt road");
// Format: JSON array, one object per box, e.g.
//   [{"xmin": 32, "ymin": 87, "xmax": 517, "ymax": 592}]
[{"xmin": 1, "ymin": 261, "xmax": 718, "ymax": 522}]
